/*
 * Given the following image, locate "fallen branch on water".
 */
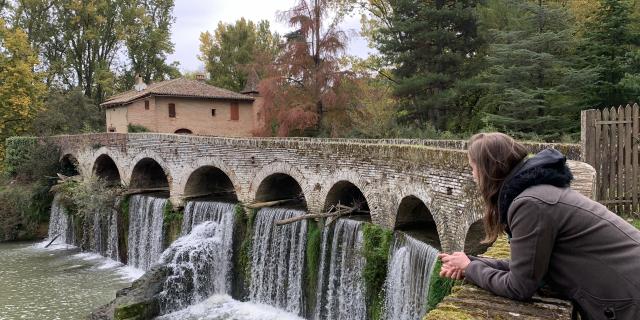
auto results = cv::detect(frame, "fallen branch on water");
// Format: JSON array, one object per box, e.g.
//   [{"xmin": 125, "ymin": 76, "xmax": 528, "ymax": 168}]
[
  {"xmin": 244, "ymin": 198, "xmax": 297, "ymax": 209},
  {"xmin": 275, "ymin": 204, "xmax": 368, "ymax": 226},
  {"xmin": 45, "ymin": 234, "xmax": 60, "ymax": 248}
]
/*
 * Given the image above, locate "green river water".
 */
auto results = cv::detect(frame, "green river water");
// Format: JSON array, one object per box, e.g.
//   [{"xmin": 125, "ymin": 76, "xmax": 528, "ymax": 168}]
[{"xmin": 0, "ymin": 242, "xmax": 134, "ymax": 320}]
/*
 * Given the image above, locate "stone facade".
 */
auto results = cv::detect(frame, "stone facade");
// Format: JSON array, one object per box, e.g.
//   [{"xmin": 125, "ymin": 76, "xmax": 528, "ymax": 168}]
[{"xmin": 50, "ymin": 133, "xmax": 593, "ymax": 252}]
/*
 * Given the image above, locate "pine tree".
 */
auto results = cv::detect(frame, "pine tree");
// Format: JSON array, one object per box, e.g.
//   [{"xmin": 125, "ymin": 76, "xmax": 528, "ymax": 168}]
[
  {"xmin": 376, "ymin": 0, "xmax": 484, "ymax": 131},
  {"xmin": 474, "ymin": 0, "xmax": 596, "ymax": 141},
  {"xmin": 581, "ymin": 0, "xmax": 640, "ymax": 108}
]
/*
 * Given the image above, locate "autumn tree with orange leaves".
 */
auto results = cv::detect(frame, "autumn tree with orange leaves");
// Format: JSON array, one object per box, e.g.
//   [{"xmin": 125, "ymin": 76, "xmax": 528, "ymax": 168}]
[{"xmin": 255, "ymin": 0, "xmax": 352, "ymax": 137}]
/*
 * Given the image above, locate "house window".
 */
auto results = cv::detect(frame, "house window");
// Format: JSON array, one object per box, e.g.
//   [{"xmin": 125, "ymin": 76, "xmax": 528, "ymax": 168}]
[
  {"xmin": 168, "ymin": 103, "xmax": 176, "ymax": 118},
  {"xmin": 211, "ymin": 109, "xmax": 216, "ymax": 116},
  {"xmin": 230, "ymin": 102, "xmax": 239, "ymax": 120},
  {"xmin": 144, "ymin": 100, "xmax": 149, "ymax": 110}
]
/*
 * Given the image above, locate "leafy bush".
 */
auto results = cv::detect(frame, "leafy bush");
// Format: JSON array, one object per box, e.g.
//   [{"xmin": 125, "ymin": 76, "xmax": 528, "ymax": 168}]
[
  {"xmin": 0, "ymin": 183, "xmax": 52, "ymax": 241},
  {"xmin": 127, "ymin": 124, "xmax": 150, "ymax": 133},
  {"xmin": 55, "ymin": 176, "xmax": 122, "ymax": 220},
  {"xmin": 32, "ymin": 88, "xmax": 104, "ymax": 136},
  {"xmin": 4, "ymin": 136, "xmax": 61, "ymax": 183}
]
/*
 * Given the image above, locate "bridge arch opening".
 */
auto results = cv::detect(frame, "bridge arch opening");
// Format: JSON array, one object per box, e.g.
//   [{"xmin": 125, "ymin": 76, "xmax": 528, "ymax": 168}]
[
  {"xmin": 129, "ymin": 158, "xmax": 169, "ymax": 192},
  {"xmin": 464, "ymin": 219, "xmax": 492, "ymax": 255},
  {"xmin": 395, "ymin": 196, "xmax": 440, "ymax": 250},
  {"xmin": 324, "ymin": 181, "xmax": 370, "ymax": 221},
  {"xmin": 93, "ymin": 154, "xmax": 121, "ymax": 185},
  {"xmin": 255, "ymin": 173, "xmax": 306, "ymax": 208},
  {"xmin": 60, "ymin": 154, "xmax": 79, "ymax": 176},
  {"xmin": 184, "ymin": 166, "xmax": 237, "ymax": 202},
  {"xmin": 174, "ymin": 128, "xmax": 192, "ymax": 134}
]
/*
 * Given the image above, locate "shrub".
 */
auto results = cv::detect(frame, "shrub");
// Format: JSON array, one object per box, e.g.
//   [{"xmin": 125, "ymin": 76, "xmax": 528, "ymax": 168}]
[{"xmin": 127, "ymin": 124, "xmax": 150, "ymax": 133}]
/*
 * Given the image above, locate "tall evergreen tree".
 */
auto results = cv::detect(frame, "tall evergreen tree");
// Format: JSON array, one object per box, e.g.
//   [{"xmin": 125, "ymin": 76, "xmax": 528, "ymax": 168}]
[
  {"xmin": 581, "ymin": 0, "xmax": 640, "ymax": 108},
  {"xmin": 376, "ymin": 0, "xmax": 484, "ymax": 130},
  {"xmin": 474, "ymin": 0, "xmax": 596, "ymax": 140}
]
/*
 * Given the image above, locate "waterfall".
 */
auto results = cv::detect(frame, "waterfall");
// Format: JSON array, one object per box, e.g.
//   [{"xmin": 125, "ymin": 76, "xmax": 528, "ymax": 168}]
[
  {"xmin": 383, "ymin": 233, "xmax": 439, "ymax": 320},
  {"xmin": 181, "ymin": 201, "xmax": 236, "ymax": 235},
  {"xmin": 127, "ymin": 195, "xmax": 167, "ymax": 270},
  {"xmin": 158, "ymin": 201, "xmax": 236, "ymax": 314},
  {"xmin": 313, "ymin": 218, "xmax": 367, "ymax": 320},
  {"xmin": 249, "ymin": 207, "xmax": 307, "ymax": 315},
  {"xmin": 48, "ymin": 195, "xmax": 74, "ymax": 246}
]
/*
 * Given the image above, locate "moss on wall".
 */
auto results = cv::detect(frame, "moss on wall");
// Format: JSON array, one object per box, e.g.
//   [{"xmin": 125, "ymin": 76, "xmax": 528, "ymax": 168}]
[
  {"xmin": 162, "ymin": 201, "xmax": 183, "ymax": 248},
  {"xmin": 304, "ymin": 219, "xmax": 322, "ymax": 316},
  {"xmin": 119, "ymin": 195, "xmax": 130, "ymax": 263},
  {"xmin": 233, "ymin": 204, "xmax": 256, "ymax": 299},
  {"xmin": 426, "ymin": 260, "xmax": 457, "ymax": 311},
  {"xmin": 362, "ymin": 223, "xmax": 393, "ymax": 320}
]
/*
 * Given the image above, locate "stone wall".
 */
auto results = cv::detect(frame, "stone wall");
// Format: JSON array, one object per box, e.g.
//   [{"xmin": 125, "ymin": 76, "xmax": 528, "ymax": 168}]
[{"xmin": 50, "ymin": 133, "xmax": 483, "ymax": 252}]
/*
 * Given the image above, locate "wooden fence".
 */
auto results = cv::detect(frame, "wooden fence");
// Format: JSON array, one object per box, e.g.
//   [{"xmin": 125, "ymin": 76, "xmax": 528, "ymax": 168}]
[{"xmin": 581, "ymin": 104, "xmax": 639, "ymax": 216}]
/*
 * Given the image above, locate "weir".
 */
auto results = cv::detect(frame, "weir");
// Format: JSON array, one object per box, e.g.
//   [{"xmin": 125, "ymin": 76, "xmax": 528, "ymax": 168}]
[
  {"xmin": 384, "ymin": 233, "xmax": 439, "ymax": 320},
  {"xmin": 249, "ymin": 207, "xmax": 308, "ymax": 315},
  {"xmin": 314, "ymin": 218, "xmax": 367, "ymax": 320},
  {"xmin": 127, "ymin": 195, "xmax": 167, "ymax": 270},
  {"xmin": 158, "ymin": 201, "xmax": 236, "ymax": 313}
]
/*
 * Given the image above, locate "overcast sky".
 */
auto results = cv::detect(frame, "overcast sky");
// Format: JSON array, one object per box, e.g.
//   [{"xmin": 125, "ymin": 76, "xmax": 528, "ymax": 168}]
[{"xmin": 166, "ymin": 0, "xmax": 373, "ymax": 72}]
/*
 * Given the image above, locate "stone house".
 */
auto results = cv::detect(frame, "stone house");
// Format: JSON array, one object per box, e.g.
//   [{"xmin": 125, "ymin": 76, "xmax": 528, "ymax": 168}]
[{"xmin": 100, "ymin": 75, "xmax": 263, "ymax": 136}]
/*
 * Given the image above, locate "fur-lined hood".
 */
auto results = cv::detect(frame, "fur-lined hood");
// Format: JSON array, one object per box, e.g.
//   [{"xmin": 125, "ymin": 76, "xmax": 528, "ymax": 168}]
[{"xmin": 498, "ymin": 148, "xmax": 573, "ymax": 234}]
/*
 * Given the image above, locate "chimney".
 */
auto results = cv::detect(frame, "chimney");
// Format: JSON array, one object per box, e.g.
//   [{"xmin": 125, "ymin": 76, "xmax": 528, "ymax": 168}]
[
  {"xmin": 195, "ymin": 73, "xmax": 206, "ymax": 82},
  {"xmin": 134, "ymin": 74, "xmax": 147, "ymax": 92}
]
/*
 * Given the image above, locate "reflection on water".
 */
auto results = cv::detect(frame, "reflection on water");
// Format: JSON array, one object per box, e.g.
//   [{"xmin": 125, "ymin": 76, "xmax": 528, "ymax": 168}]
[{"xmin": 0, "ymin": 242, "xmax": 135, "ymax": 320}]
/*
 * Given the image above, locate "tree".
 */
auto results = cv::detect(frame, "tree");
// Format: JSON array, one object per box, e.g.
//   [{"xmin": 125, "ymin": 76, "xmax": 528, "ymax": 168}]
[
  {"xmin": 121, "ymin": 0, "xmax": 180, "ymax": 91},
  {"xmin": 375, "ymin": 0, "xmax": 485, "ymax": 131},
  {"xmin": 256, "ymin": 0, "xmax": 350, "ymax": 136},
  {"xmin": 580, "ymin": 0, "xmax": 640, "ymax": 108},
  {"xmin": 199, "ymin": 18, "xmax": 280, "ymax": 92},
  {"xmin": 472, "ymin": 0, "xmax": 596, "ymax": 141},
  {"xmin": 31, "ymin": 88, "xmax": 103, "ymax": 136},
  {"xmin": 0, "ymin": 19, "xmax": 46, "ymax": 161}
]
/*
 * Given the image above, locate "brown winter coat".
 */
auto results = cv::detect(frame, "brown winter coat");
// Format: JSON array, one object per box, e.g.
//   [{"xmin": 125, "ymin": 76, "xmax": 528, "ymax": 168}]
[{"xmin": 464, "ymin": 149, "xmax": 640, "ymax": 320}]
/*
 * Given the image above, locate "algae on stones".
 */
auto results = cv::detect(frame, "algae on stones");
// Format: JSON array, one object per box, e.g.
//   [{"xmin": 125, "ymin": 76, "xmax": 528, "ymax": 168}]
[{"xmin": 362, "ymin": 223, "xmax": 393, "ymax": 320}]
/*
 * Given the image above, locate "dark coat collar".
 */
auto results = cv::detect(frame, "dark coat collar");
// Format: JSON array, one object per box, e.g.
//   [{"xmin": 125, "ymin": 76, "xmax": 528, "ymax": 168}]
[{"xmin": 497, "ymin": 149, "xmax": 573, "ymax": 235}]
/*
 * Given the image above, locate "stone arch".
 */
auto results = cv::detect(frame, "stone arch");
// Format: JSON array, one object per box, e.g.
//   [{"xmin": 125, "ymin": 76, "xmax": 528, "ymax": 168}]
[
  {"xmin": 60, "ymin": 153, "xmax": 80, "ymax": 176},
  {"xmin": 249, "ymin": 161, "xmax": 309, "ymax": 207},
  {"xmin": 395, "ymin": 195, "xmax": 441, "ymax": 250},
  {"xmin": 173, "ymin": 157, "xmax": 241, "ymax": 198},
  {"xmin": 128, "ymin": 153, "xmax": 172, "ymax": 191},
  {"xmin": 91, "ymin": 152, "xmax": 123, "ymax": 185},
  {"xmin": 182, "ymin": 166, "xmax": 238, "ymax": 201},
  {"xmin": 174, "ymin": 128, "xmax": 192, "ymax": 134},
  {"xmin": 322, "ymin": 180, "xmax": 372, "ymax": 222},
  {"xmin": 463, "ymin": 218, "xmax": 491, "ymax": 255}
]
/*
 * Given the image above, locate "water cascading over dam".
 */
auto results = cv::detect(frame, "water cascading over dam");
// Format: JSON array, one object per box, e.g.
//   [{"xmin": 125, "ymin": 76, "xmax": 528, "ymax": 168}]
[
  {"xmin": 158, "ymin": 201, "xmax": 236, "ymax": 314},
  {"xmin": 383, "ymin": 233, "xmax": 439, "ymax": 320},
  {"xmin": 249, "ymin": 207, "xmax": 308, "ymax": 315},
  {"xmin": 48, "ymin": 195, "xmax": 75, "ymax": 246},
  {"xmin": 127, "ymin": 195, "xmax": 167, "ymax": 270},
  {"xmin": 313, "ymin": 218, "xmax": 367, "ymax": 320}
]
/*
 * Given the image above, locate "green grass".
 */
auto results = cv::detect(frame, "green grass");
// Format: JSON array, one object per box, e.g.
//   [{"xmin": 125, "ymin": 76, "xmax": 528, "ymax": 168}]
[
  {"xmin": 632, "ymin": 219, "xmax": 640, "ymax": 230},
  {"xmin": 362, "ymin": 223, "xmax": 394, "ymax": 320}
]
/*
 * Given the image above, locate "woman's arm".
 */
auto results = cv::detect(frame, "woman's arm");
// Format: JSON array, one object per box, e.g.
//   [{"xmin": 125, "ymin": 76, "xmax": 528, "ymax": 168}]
[
  {"xmin": 464, "ymin": 198, "xmax": 555, "ymax": 301},
  {"xmin": 468, "ymin": 256, "xmax": 510, "ymax": 271}
]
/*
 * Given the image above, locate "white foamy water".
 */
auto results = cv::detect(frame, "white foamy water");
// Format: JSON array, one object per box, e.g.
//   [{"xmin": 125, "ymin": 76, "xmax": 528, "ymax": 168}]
[
  {"xmin": 313, "ymin": 218, "xmax": 367, "ymax": 320},
  {"xmin": 158, "ymin": 201, "xmax": 236, "ymax": 314},
  {"xmin": 249, "ymin": 207, "xmax": 307, "ymax": 315},
  {"xmin": 383, "ymin": 233, "xmax": 439, "ymax": 320},
  {"xmin": 156, "ymin": 294, "xmax": 305, "ymax": 320}
]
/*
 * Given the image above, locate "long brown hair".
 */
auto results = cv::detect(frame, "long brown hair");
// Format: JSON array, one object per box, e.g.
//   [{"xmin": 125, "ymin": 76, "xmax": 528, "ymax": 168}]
[{"xmin": 468, "ymin": 132, "xmax": 528, "ymax": 243}]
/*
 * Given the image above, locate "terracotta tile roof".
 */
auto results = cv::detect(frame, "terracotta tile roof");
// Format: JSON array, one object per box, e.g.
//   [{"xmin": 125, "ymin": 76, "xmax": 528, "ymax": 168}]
[{"xmin": 100, "ymin": 78, "xmax": 254, "ymax": 108}]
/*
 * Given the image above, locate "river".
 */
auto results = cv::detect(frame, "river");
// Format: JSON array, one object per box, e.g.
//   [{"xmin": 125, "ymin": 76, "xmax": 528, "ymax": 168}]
[{"xmin": 0, "ymin": 241, "xmax": 138, "ymax": 320}]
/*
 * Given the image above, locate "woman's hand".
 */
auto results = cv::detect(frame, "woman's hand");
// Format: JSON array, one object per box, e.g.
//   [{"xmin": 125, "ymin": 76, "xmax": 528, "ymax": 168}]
[{"xmin": 438, "ymin": 252, "xmax": 471, "ymax": 280}]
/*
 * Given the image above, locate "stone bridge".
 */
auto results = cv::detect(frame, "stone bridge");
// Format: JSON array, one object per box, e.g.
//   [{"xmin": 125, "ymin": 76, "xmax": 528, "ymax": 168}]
[{"xmin": 50, "ymin": 133, "xmax": 586, "ymax": 252}]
